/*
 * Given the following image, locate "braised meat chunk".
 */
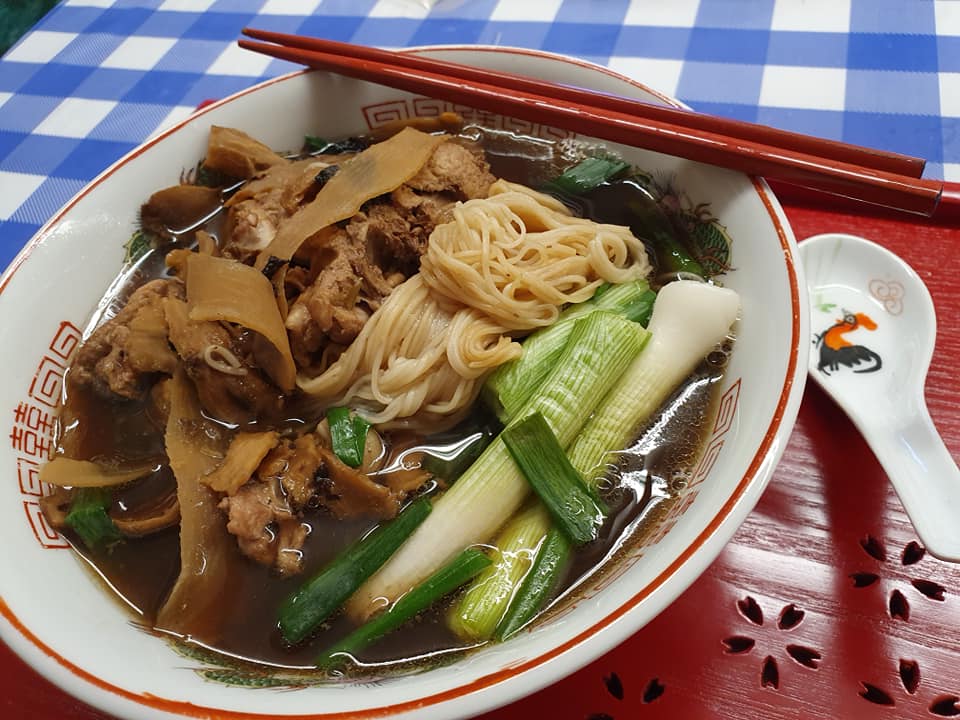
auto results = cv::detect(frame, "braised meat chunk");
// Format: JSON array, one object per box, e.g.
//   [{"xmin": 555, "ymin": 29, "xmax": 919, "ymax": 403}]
[
  {"xmin": 220, "ymin": 478, "xmax": 307, "ymax": 576},
  {"xmin": 284, "ymin": 227, "xmax": 374, "ymax": 365},
  {"xmin": 163, "ymin": 298, "xmax": 283, "ymax": 425},
  {"xmin": 406, "ymin": 140, "xmax": 496, "ymax": 200},
  {"xmin": 217, "ymin": 428, "xmax": 430, "ymax": 575},
  {"xmin": 71, "ymin": 279, "xmax": 182, "ymax": 400},
  {"xmin": 222, "ymin": 157, "xmax": 336, "ymax": 263},
  {"xmin": 257, "ymin": 434, "xmax": 325, "ymax": 511},
  {"xmin": 283, "ymin": 139, "xmax": 496, "ymax": 368}
]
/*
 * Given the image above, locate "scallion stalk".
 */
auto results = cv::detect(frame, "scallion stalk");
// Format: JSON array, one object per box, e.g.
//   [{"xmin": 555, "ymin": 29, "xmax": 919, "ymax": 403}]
[
  {"xmin": 502, "ymin": 412, "xmax": 605, "ymax": 545},
  {"xmin": 495, "ymin": 526, "xmax": 571, "ymax": 640},
  {"xmin": 567, "ymin": 281, "xmax": 740, "ymax": 483},
  {"xmin": 483, "ymin": 280, "xmax": 655, "ymax": 424},
  {"xmin": 489, "ymin": 281, "xmax": 740, "ymax": 638},
  {"xmin": 279, "ymin": 497, "xmax": 431, "ymax": 644},
  {"xmin": 316, "ymin": 547, "xmax": 491, "ymax": 669},
  {"xmin": 346, "ymin": 311, "xmax": 649, "ymax": 622},
  {"xmin": 447, "ymin": 503, "xmax": 552, "ymax": 642}
]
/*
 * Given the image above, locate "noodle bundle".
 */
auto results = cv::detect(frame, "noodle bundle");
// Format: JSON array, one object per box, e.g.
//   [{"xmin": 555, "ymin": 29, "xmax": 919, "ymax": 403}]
[
  {"xmin": 422, "ymin": 180, "xmax": 648, "ymax": 329},
  {"xmin": 298, "ymin": 180, "xmax": 651, "ymax": 427}
]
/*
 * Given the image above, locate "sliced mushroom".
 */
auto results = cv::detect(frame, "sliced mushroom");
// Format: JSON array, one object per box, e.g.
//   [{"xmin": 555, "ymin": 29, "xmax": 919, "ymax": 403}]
[
  {"xmin": 39, "ymin": 487, "xmax": 74, "ymax": 531},
  {"xmin": 140, "ymin": 184, "xmax": 222, "ymax": 237},
  {"xmin": 317, "ymin": 445, "xmax": 399, "ymax": 520},
  {"xmin": 112, "ymin": 488, "xmax": 180, "ymax": 537}
]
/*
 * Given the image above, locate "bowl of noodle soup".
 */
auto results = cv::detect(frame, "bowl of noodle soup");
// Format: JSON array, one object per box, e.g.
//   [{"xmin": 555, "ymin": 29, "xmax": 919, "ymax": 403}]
[{"xmin": 0, "ymin": 47, "xmax": 808, "ymax": 719}]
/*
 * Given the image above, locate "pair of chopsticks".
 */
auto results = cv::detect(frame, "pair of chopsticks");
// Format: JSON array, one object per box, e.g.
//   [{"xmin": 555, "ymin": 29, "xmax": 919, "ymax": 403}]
[{"xmin": 239, "ymin": 29, "xmax": 947, "ymax": 217}]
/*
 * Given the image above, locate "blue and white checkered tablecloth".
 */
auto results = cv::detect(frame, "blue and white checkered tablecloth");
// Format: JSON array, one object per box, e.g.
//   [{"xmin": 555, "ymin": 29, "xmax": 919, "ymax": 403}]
[{"xmin": 1, "ymin": 0, "xmax": 958, "ymax": 273}]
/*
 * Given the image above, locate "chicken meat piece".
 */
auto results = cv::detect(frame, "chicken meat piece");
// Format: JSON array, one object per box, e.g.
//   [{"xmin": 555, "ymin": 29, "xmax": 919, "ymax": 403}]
[
  {"xmin": 283, "ymin": 141, "xmax": 495, "ymax": 367},
  {"xmin": 405, "ymin": 140, "xmax": 495, "ymax": 200},
  {"xmin": 71, "ymin": 279, "xmax": 182, "ymax": 400},
  {"xmin": 221, "ymin": 157, "xmax": 332, "ymax": 263},
  {"xmin": 164, "ymin": 298, "xmax": 283, "ymax": 425},
  {"xmin": 219, "ymin": 478, "xmax": 307, "ymax": 576}
]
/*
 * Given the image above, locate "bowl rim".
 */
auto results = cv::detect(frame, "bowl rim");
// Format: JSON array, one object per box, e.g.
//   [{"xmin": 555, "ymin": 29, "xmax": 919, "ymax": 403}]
[{"xmin": 0, "ymin": 44, "xmax": 807, "ymax": 720}]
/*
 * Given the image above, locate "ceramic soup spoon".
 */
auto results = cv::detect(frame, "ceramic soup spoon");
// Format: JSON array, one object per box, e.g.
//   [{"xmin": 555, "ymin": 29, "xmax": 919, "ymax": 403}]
[{"xmin": 800, "ymin": 232, "xmax": 960, "ymax": 561}]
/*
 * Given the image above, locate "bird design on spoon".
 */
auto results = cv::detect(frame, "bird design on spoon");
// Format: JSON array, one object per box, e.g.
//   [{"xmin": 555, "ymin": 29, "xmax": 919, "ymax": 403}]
[
  {"xmin": 813, "ymin": 310, "xmax": 883, "ymax": 375},
  {"xmin": 800, "ymin": 232, "xmax": 960, "ymax": 562}
]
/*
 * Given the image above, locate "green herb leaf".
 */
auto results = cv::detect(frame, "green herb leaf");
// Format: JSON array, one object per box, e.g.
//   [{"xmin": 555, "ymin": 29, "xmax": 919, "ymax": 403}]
[
  {"xmin": 545, "ymin": 156, "xmax": 629, "ymax": 196},
  {"xmin": 65, "ymin": 487, "xmax": 122, "ymax": 550},
  {"xmin": 123, "ymin": 230, "xmax": 153, "ymax": 264},
  {"xmin": 327, "ymin": 407, "xmax": 370, "ymax": 468}
]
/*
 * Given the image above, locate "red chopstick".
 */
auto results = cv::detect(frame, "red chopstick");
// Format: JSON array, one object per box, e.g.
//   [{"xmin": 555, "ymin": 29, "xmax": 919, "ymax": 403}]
[
  {"xmin": 237, "ymin": 33, "xmax": 944, "ymax": 217},
  {"xmin": 769, "ymin": 179, "xmax": 960, "ymax": 224},
  {"xmin": 242, "ymin": 29, "xmax": 924, "ymax": 180}
]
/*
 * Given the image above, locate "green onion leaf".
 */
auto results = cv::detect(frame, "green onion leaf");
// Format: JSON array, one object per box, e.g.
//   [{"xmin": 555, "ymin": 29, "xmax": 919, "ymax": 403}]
[
  {"xmin": 622, "ymin": 194, "xmax": 706, "ymax": 277},
  {"xmin": 502, "ymin": 412, "xmax": 605, "ymax": 545},
  {"xmin": 654, "ymin": 231, "xmax": 706, "ymax": 277},
  {"xmin": 327, "ymin": 407, "xmax": 370, "ymax": 468},
  {"xmin": 317, "ymin": 547, "xmax": 491, "ymax": 670},
  {"xmin": 279, "ymin": 497, "xmax": 432, "ymax": 644},
  {"xmin": 65, "ymin": 487, "xmax": 122, "ymax": 551},
  {"xmin": 495, "ymin": 526, "xmax": 571, "ymax": 640},
  {"xmin": 420, "ymin": 430, "xmax": 492, "ymax": 483},
  {"xmin": 545, "ymin": 157, "xmax": 629, "ymax": 196},
  {"xmin": 447, "ymin": 503, "xmax": 551, "ymax": 642}
]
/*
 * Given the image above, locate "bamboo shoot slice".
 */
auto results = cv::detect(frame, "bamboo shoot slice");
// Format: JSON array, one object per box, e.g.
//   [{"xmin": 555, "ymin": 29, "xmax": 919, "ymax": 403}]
[
  {"xmin": 258, "ymin": 126, "xmax": 447, "ymax": 267},
  {"xmin": 155, "ymin": 369, "xmax": 233, "ymax": 636},
  {"xmin": 185, "ymin": 252, "xmax": 296, "ymax": 391}
]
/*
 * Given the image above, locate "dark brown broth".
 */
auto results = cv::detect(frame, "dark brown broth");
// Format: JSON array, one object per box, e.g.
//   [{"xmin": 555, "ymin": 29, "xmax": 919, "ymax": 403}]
[
  {"xmin": 57, "ymin": 381, "xmax": 165, "ymax": 463},
  {"xmin": 56, "ymin": 128, "xmax": 729, "ymax": 674}
]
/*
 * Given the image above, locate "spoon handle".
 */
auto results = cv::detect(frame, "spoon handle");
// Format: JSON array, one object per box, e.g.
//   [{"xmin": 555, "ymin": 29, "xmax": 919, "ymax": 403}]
[{"xmin": 867, "ymin": 403, "xmax": 960, "ymax": 561}]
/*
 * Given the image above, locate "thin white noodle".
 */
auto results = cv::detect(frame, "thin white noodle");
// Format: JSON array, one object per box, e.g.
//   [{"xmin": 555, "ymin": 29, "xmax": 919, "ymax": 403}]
[
  {"xmin": 297, "ymin": 180, "xmax": 651, "ymax": 429},
  {"xmin": 202, "ymin": 344, "xmax": 248, "ymax": 376}
]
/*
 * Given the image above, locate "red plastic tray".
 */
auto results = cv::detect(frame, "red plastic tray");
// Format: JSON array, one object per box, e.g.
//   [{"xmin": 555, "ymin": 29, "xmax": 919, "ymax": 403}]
[{"xmin": 3, "ymin": 197, "xmax": 958, "ymax": 719}]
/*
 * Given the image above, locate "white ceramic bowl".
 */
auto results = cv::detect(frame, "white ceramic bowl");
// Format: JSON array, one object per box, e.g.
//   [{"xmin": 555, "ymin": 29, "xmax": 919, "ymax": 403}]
[{"xmin": 0, "ymin": 47, "xmax": 808, "ymax": 719}]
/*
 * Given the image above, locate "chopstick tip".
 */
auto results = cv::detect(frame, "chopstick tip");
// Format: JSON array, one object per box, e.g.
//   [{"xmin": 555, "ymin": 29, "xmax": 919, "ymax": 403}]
[{"xmin": 240, "ymin": 26, "xmax": 269, "ymax": 40}]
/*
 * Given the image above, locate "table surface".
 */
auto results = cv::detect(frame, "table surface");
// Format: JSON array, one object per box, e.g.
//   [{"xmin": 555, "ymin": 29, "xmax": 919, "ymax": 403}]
[{"xmin": 1, "ymin": 2, "xmax": 958, "ymax": 718}]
